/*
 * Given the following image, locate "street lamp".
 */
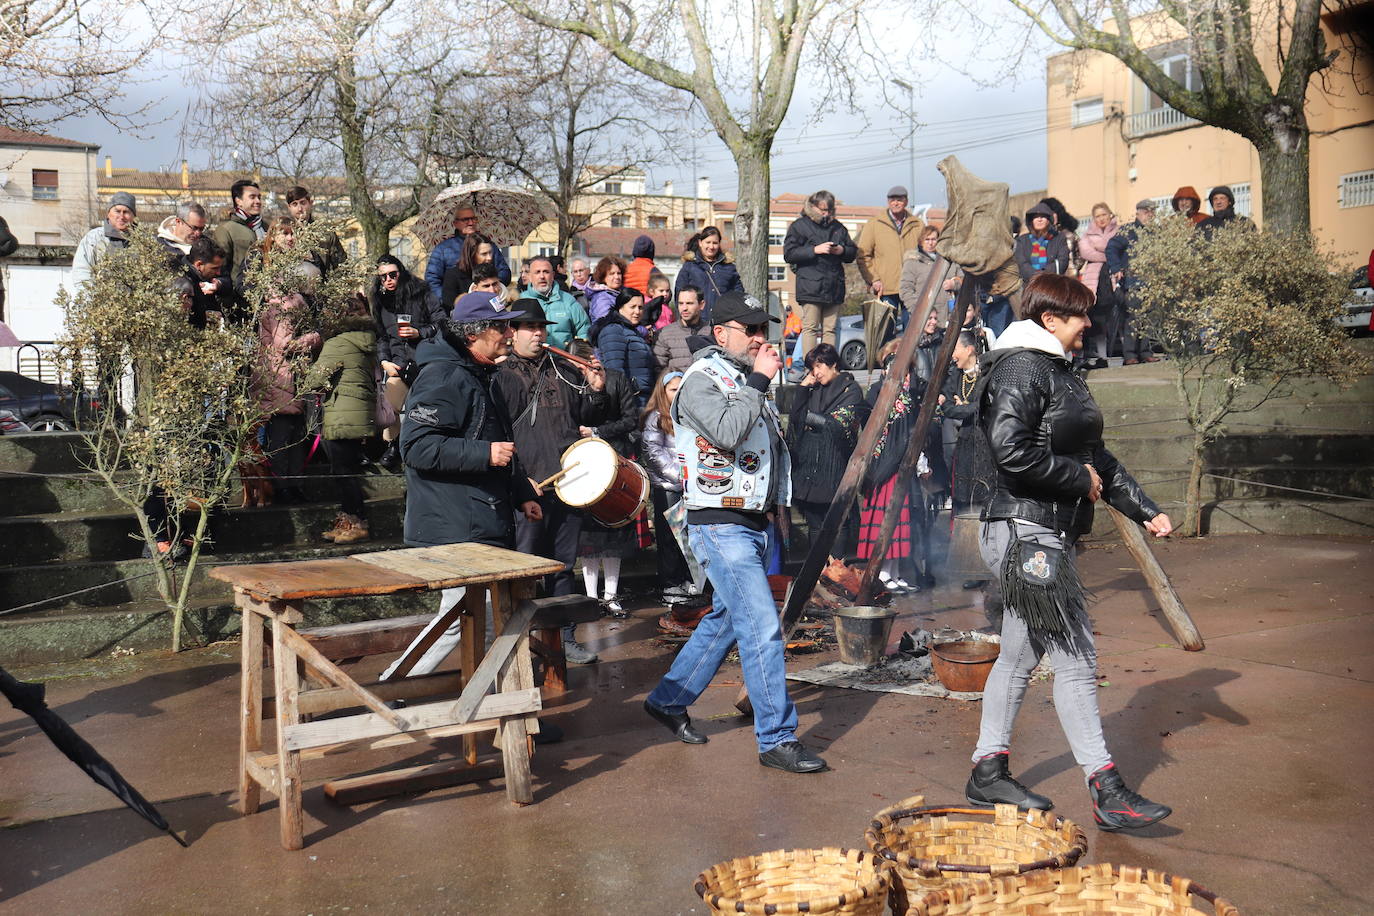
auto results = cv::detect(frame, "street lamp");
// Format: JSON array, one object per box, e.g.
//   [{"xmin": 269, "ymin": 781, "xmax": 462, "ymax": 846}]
[{"xmin": 892, "ymin": 78, "xmax": 915, "ymax": 199}]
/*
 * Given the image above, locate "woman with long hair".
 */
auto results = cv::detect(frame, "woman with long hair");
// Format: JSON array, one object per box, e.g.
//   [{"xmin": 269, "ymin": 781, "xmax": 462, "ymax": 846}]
[
  {"xmin": 586, "ymin": 256, "xmax": 626, "ymax": 322},
  {"xmin": 674, "ymin": 225, "xmax": 743, "ymax": 323},
  {"xmin": 591, "ymin": 287, "xmax": 657, "ymax": 406},
  {"xmin": 441, "ymin": 233, "xmax": 495, "ymax": 308},
  {"xmin": 369, "ymin": 253, "xmax": 445, "ymax": 469},
  {"xmin": 1078, "ymin": 203, "xmax": 1119, "ymax": 370},
  {"xmin": 639, "ymin": 370, "xmax": 694, "ymax": 607},
  {"xmin": 964, "ymin": 272, "xmax": 1174, "ymax": 831}
]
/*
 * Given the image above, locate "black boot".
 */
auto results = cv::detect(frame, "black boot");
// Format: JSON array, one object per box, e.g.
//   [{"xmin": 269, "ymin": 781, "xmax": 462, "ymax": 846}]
[
  {"xmin": 380, "ymin": 441, "xmax": 402, "ymax": 473},
  {"xmin": 1088, "ymin": 764, "xmax": 1171, "ymax": 831},
  {"xmin": 965, "ymin": 753, "xmax": 1053, "ymax": 810}
]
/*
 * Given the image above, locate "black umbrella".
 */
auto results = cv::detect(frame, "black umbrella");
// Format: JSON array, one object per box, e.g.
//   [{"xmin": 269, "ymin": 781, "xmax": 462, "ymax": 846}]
[{"xmin": 1, "ymin": 665, "xmax": 187, "ymax": 847}]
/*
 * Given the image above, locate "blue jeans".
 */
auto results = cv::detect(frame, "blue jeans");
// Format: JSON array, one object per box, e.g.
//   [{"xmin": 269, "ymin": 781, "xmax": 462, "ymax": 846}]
[
  {"xmin": 982, "ymin": 295, "xmax": 1015, "ymax": 339},
  {"xmin": 647, "ymin": 523, "xmax": 799, "ymax": 752}
]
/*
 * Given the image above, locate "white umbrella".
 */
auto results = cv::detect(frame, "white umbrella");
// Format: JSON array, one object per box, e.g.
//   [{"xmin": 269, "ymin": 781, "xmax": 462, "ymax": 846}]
[{"xmin": 413, "ymin": 181, "xmax": 552, "ymax": 249}]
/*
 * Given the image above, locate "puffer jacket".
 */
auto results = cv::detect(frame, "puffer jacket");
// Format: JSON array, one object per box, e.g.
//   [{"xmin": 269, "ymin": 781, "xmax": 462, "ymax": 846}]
[
  {"xmin": 424, "ymin": 234, "xmax": 510, "ymax": 301},
  {"xmin": 400, "ymin": 330, "xmax": 536, "ymax": 547},
  {"xmin": 592, "ymin": 311, "xmax": 657, "ymax": 405},
  {"xmin": 254, "ymin": 293, "xmax": 323, "ymax": 416},
  {"xmin": 640, "ymin": 409, "xmax": 680, "ymax": 491},
  {"xmin": 674, "ymin": 250, "xmax": 744, "ymax": 322},
  {"xmin": 783, "ymin": 204, "xmax": 858, "ymax": 306},
  {"xmin": 1077, "ymin": 217, "xmax": 1118, "ymax": 299},
  {"xmin": 976, "ymin": 320, "xmax": 1159, "ymax": 537},
  {"xmin": 305, "ymin": 315, "xmax": 377, "ymax": 440}
]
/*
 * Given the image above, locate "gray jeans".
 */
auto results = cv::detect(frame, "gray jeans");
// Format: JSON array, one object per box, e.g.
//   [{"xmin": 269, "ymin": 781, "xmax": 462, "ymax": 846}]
[{"xmin": 972, "ymin": 519, "xmax": 1112, "ymax": 778}]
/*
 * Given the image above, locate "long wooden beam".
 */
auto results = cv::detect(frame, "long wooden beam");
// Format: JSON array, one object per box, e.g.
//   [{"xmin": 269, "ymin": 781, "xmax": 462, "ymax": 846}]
[{"xmin": 1107, "ymin": 506, "xmax": 1205, "ymax": 650}]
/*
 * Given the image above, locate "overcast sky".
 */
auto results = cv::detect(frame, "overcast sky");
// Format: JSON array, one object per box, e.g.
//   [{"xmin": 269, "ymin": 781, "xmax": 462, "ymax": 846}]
[{"xmin": 58, "ymin": 33, "xmax": 1050, "ymax": 211}]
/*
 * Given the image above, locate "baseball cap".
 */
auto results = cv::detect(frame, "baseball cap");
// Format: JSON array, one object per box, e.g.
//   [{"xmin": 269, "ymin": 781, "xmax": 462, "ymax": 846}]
[
  {"xmin": 451, "ymin": 291, "xmax": 524, "ymax": 323},
  {"xmin": 712, "ymin": 291, "xmax": 777, "ymax": 327}
]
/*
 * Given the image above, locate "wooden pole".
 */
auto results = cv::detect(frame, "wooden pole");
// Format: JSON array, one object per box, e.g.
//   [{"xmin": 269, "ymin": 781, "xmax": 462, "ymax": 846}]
[
  {"xmin": 855, "ymin": 279, "xmax": 974, "ymax": 604},
  {"xmin": 732, "ymin": 257, "xmax": 955, "ymax": 713},
  {"xmin": 1107, "ymin": 506, "xmax": 1205, "ymax": 651}
]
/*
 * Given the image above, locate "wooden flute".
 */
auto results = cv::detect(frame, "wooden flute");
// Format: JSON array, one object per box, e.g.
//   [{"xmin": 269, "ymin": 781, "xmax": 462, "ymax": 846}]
[{"xmin": 541, "ymin": 342, "xmax": 598, "ymax": 370}]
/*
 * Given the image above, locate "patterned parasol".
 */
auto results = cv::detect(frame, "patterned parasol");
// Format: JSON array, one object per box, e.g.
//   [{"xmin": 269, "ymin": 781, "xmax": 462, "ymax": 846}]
[{"xmin": 413, "ymin": 182, "xmax": 553, "ymax": 249}]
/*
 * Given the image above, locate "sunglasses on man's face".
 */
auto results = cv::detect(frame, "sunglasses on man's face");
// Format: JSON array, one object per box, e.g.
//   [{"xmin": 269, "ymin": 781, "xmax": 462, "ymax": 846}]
[
  {"xmin": 727, "ymin": 322, "xmax": 768, "ymax": 337},
  {"xmin": 378, "ymin": 270, "xmax": 400, "ymax": 280}
]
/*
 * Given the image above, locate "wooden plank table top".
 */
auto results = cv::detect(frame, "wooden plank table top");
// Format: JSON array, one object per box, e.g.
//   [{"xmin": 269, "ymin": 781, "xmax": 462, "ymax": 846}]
[{"xmin": 210, "ymin": 543, "xmax": 564, "ymax": 600}]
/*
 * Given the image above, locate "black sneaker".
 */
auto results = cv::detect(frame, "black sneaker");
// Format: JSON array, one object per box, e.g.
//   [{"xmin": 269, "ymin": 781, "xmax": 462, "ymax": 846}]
[
  {"xmin": 759, "ymin": 741, "xmax": 828, "ymax": 774},
  {"xmin": 965, "ymin": 753, "xmax": 1053, "ymax": 810},
  {"xmin": 1088, "ymin": 765, "xmax": 1171, "ymax": 831}
]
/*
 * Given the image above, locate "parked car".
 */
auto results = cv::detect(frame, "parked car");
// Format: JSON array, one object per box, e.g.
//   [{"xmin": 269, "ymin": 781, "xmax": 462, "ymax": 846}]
[
  {"xmin": 783, "ymin": 314, "xmax": 870, "ymax": 372},
  {"xmin": 0, "ymin": 408, "xmax": 31, "ymax": 434},
  {"xmin": 0, "ymin": 371, "xmax": 108, "ymax": 431},
  {"xmin": 1340, "ymin": 265, "xmax": 1372, "ymax": 336}
]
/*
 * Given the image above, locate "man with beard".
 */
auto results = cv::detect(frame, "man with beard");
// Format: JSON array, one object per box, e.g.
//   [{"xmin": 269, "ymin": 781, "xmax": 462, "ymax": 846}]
[
  {"xmin": 521, "ymin": 256, "xmax": 589, "ymax": 349},
  {"xmin": 381, "ymin": 291, "xmax": 542, "ymax": 680},
  {"xmin": 642, "ymin": 291, "xmax": 828, "ymax": 775},
  {"xmin": 493, "ymin": 298, "xmax": 610, "ymax": 665}
]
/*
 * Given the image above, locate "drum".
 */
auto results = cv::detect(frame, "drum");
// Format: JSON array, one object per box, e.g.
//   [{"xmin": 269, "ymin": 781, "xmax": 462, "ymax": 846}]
[{"xmin": 554, "ymin": 437, "xmax": 650, "ymax": 529}]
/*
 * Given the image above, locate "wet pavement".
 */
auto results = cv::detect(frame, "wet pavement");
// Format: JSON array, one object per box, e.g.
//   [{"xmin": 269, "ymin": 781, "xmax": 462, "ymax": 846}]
[{"xmin": 1, "ymin": 534, "xmax": 1370, "ymax": 914}]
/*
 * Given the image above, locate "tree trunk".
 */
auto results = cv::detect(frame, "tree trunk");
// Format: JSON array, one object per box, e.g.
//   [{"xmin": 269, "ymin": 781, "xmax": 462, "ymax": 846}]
[
  {"xmin": 1253, "ymin": 114, "xmax": 1311, "ymax": 235},
  {"xmin": 731, "ymin": 141, "xmax": 773, "ymax": 317},
  {"xmin": 1183, "ymin": 430, "xmax": 1207, "ymax": 537}
]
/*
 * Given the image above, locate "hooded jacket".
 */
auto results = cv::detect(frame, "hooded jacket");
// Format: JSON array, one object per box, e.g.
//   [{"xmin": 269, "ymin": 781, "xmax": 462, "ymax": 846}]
[
  {"xmin": 71, "ymin": 220, "xmax": 131, "ymax": 287},
  {"xmin": 400, "ymin": 329, "xmax": 536, "ymax": 547},
  {"xmin": 675, "ymin": 249, "xmax": 743, "ymax": 322},
  {"xmin": 624, "ymin": 235, "xmax": 657, "ymax": 297},
  {"xmin": 1170, "ymin": 186, "xmax": 1207, "ymax": 225},
  {"xmin": 305, "ymin": 314, "xmax": 377, "ymax": 440},
  {"xmin": 1198, "ymin": 186, "xmax": 1256, "ymax": 238},
  {"xmin": 1013, "ymin": 205, "xmax": 1072, "ymax": 280},
  {"xmin": 783, "ymin": 201, "xmax": 858, "ymax": 306},
  {"xmin": 975, "ymin": 319, "xmax": 1158, "ymax": 536}
]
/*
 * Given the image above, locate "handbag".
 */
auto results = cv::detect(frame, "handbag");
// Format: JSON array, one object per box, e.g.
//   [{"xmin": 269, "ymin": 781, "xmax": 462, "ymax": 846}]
[
  {"xmin": 999, "ymin": 520, "xmax": 1085, "ymax": 636},
  {"xmin": 373, "ymin": 362, "xmax": 399, "ymax": 429}
]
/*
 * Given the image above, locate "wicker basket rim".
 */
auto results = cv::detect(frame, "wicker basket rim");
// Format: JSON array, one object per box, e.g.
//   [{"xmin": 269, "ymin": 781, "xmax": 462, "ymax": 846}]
[
  {"xmin": 915, "ymin": 863, "xmax": 1239, "ymax": 915},
  {"xmin": 693, "ymin": 847, "xmax": 892, "ymax": 915},
  {"xmin": 864, "ymin": 804, "xmax": 1088, "ymax": 874}
]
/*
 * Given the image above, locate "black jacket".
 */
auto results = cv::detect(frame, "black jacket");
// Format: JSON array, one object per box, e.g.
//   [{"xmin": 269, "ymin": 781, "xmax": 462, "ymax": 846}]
[
  {"xmin": 783, "ymin": 214, "xmax": 857, "ymax": 305},
  {"xmin": 976, "ymin": 335, "xmax": 1158, "ymax": 536},
  {"xmin": 494, "ymin": 352, "xmax": 616, "ymax": 481},
  {"xmin": 0, "ymin": 216, "xmax": 17, "ymax": 258},
  {"xmin": 371, "ymin": 275, "xmax": 447, "ymax": 366},
  {"xmin": 787, "ymin": 373, "xmax": 868, "ymax": 503},
  {"xmin": 184, "ymin": 264, "xmax": 249, "ymax": 328},
  {"xmin": 582, "ymin": 368, "xmax": 640, "ymax": 457},
  {"xmin": 1013, "ymin": 230, "xmax": 1072, "ymax": 280},
  {"xmin": 400, "ymin": 331, "xmax": 536, "ymax": 547},
  {"xmin": 1105, "ymin": 221, "xmax": 1146, "ymax": 291}
]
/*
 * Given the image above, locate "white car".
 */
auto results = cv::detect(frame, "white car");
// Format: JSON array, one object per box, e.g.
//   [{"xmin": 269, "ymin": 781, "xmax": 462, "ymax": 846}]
[{"xmin": 1340, "ymin": 265, "xmax": 1372, "ymax": 335}]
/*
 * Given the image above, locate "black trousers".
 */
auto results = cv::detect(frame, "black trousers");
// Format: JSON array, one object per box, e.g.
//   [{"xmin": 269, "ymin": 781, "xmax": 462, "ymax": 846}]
[
  {"xmin": 796, "ymin": 498, "xmax": 859, "ymax": 559},
  {"xmin": 651, "ymin": 487, "xmax": 691, "ymax": 589},
  {"xmin": 515, "ymin": 493, "xmax": 582, "ymax": 596},
  {"xmin": 323, "ymin": 438, "xmax": 368, "ymax": 519},
  {"xmin": 265, "ymin": 414, "xmax": 308, "ymax": 488}
]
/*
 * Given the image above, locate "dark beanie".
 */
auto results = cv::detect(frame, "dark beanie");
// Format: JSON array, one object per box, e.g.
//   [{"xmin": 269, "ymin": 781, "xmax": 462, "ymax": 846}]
[
  {"xmin": 631, "ymin": 235, "xmax": 655, "ymax": 259},
  {"xmin": 1209, "ymin": 186, "xmax": 1235, "ymax": 209}
]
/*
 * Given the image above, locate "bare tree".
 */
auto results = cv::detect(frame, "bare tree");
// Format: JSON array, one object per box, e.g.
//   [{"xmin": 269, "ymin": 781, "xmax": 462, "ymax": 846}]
[
  {"xmin": 502, "ymin": 0, "xmax": 869, "ymax": 300},
  {"xmin": 186, "ymin": 0, "xmax": 481, "ymax": 259},
  {"xmin": 441, "ymin": 31, "xmax": 676, "ymax": 257},
  {"xmin": 973, "ymin": 0, "xmax": 1345, "ymax": 234},
  {"xmin": 1, "ymin": 0, "xmax": 161, "ymax": 131}
]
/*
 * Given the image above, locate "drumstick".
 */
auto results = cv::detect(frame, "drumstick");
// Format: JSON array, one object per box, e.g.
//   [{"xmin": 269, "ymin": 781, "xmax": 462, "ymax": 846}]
[{"xmin": 537, "ymin": 462, "xmax": 580, "ymax": 490}]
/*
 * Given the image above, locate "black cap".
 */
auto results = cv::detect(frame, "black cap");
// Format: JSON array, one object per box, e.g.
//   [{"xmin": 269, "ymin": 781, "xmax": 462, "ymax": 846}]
[
  {"xmin": 712, "ymin": 291, "xmax": 777, "ymax": 327},
  {"xmin": 509, "ymin": 298, "xmax": 556, "ymax": 326}
]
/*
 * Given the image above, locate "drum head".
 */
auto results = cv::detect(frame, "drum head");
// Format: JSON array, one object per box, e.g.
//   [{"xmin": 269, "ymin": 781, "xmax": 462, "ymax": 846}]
[{"xmin": 555, "ymin": 437, "xmax": 618, "ymax": 507}]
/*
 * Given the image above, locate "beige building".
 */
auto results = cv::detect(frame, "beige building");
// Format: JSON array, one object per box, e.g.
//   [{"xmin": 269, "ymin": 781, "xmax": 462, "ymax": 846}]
[
  {"xmin": 0, "ymin": 127, "xmax": 102, "ymax": 246},
  {"xmin": 1044, "ymin": 12, "xmax": 1374, "ymax": 261}
]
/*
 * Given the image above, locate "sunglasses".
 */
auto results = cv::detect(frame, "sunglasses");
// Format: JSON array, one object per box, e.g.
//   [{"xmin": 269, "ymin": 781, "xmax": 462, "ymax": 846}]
[
  {"xmin": 455, "ymin": 215, "xmax": 478, "ymax": 223},
  {"xmin": 378, "ymin": 270, "xmax": 400, "ymax": 279},
  {"xmin": 726, "ymin": 322, "xmax": 768, "ymax": 337}
]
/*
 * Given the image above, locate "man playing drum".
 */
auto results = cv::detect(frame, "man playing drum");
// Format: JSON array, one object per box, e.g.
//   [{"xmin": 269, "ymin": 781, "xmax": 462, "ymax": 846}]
[
  {"xmin": 643, "ymin": 291, "xmax": 829, "ymax": 774},
  {"xmin": 493, "ymin": 298, "xmax": 611, "ymax": 665}
]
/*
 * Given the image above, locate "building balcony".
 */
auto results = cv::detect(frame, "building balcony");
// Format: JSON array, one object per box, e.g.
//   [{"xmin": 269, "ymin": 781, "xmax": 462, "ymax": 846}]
[{"xmin": 1125, "ymin": 106, "xmax": 1201, "ymax": 137}]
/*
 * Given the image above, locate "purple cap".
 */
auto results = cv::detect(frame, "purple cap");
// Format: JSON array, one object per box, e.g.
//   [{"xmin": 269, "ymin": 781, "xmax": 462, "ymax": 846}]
[{"xmin": 451, "ymin": 291, "xmax": 525, "ymax": 323}]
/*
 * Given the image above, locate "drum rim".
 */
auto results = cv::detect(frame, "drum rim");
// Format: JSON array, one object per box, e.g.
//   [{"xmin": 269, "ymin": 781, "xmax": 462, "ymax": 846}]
[{"xmin": 555, "ymin": 436, "xmax": 618, "ymax": 505}]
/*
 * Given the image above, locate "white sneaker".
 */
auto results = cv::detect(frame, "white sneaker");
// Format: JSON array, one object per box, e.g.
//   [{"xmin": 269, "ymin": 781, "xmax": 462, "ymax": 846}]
[{"xmin": 603, "ymin": 597, "xmax": 626, "ymax": 617}]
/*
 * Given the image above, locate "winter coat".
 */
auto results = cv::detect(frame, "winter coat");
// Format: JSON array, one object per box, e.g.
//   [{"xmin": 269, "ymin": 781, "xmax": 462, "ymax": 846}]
[
  {"xmin": 856, "ymin": 211, "xmax": 924, "ymax": 294},
  {"xmin": 585, "ymin": 284, "xmax": 619, "ymax": 323},
  {"xmin": 211, "ymin": 215, "xmax": 262, "ymax": 286},
  {"xmin": 976, "ymin": 319, "xmax": 1159, "ymax": 537},
  {"xmin": 582, "ymin": 368, "xmax": 640, "ymax": 457},
  {"xmin": 370, "ymin": 275, "xmax": 447, "ymax": 366},
  {"xmin": 1105, "ymin": 220, "xmax": 1146, "ymax": 291},
  {"xmin": 1171, "ymin": 186, "xmax": 1207, "ymax": 225},
  {"xmin": 653, "ymin": 318, "xmax": 707, "ymax": 372},
  {"xmin": 523, "ymin": 283, "xmax": 590, "ymax": 349},
  {"xmin": 1198, "ymin": 187, "xmax": 1256, "ymax": 238},
  {"xmin": 899, "ymin": 249, "xmax": 941, "ymax": 315},
  {"xmin": 183, "ymin": 263, "xmax": 249, "ymax": 329},
  {"xmin": 1077, "ymin": 217, "xmax": 1118, "ymax": 300},
  {"xmin": 640, "ymin": 409, "xmax": 681, "ymax": 492},
  {"xmin": 70, "ymin": 221, "xmax": 130, "ymax": 287},
  {"xmin": 592, "ymin": 311, "xmax": 657, "ymax": 405},
  {"xmin": 624, "ymin": 239, "xmax": 656, "ymax": 297},
  {"xmin": 674, "ymin": 251, "xmax": 744, "ymax": 322},
  {"xmin": 399, "ymin": 331, "xmax": 536, "ymax": 547},
  {"xmin": 305, "ymin": 316, "xmax": 377, "ymax": 440},
  {"xmin": 493, "ymin": 351, "xmax": 615, "ymax": 481},
  {"xmin": 1013, "ymin": 228, "xmax": 1072, "ymax": 280},
  {"xmin": 254, "ymin": 293, "xmax": 323, "ymax": 416},
  {"xmin": 787, "ymin": 373, "xmax": 868, "ymax": 504},
  {"xmin": 783, "ymin": 208, "xmax": 858, "ymax": 306},
  {"xmin": 424, "ymin": 235, "xmax": 511, "ymax": 301}
]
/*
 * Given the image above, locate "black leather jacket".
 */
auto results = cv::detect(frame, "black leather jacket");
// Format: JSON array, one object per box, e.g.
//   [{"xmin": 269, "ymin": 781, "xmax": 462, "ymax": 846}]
[{"xmin": 977, "ymin": 346, "xmax": 1158, "ymax": 536}]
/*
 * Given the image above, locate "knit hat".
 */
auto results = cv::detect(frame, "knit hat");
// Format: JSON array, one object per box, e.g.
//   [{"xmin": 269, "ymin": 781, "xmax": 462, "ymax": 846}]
[
  {"xmin": 108, "ymin": 192, "xmax": 137, "ymax": 215},
  {"xmin": 1208, "ymin": 186, "xmax": 1235, "ymax": 209}
]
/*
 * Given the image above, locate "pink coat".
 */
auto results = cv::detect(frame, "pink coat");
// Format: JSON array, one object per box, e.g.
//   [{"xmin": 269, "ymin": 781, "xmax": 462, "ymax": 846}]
[
  {"xmin": 254, "ymin": 293, "xmax": 322, "ymax": 416},
  {"xmin": 1078, "ymin": 218, "xmax": 1118, "ymax": 300}
]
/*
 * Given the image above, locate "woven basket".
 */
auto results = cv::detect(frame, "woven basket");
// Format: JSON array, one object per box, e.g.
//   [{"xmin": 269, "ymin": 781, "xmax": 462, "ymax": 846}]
[
  {"xmin": 864, "ymin": 795, "xmax": 1087, "ymax": 913},
  {"xmin": 694, "ymin": 847, "xmax": 891, "ymax": 916},
  {"xmin": 904, "ymin": 862, "xmax": 1241, "ymax": 915}
]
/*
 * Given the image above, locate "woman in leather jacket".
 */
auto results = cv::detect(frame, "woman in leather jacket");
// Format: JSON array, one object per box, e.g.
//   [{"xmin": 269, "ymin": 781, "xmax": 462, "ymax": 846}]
[{"xmin": 964, "ymin": 272, "xmax": 1177, "ymax": 833}]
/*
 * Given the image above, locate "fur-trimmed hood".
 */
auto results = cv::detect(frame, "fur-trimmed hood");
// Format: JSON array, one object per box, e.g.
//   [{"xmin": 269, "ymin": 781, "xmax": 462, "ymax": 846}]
[{"xmin": 682, "ymin": 248, "xmax": 733, "ymax": 265}]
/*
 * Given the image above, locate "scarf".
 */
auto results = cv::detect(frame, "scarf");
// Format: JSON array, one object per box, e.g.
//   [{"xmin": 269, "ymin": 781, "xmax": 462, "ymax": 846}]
[
  {"xmin": 234, "ymin": 207, "xmax": 264, "ymax": 237},
  {"xmin": 1030, "ymin": 235, "xmax": 1049, "ymax": 271}
]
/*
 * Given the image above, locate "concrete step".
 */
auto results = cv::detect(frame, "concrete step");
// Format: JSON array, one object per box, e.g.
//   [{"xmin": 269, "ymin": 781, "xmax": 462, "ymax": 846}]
[
  {"xmin": 1126, "ymin": 465, "xmax": 1373, "ymax": 501},
  {"xmin": 1102, "ymin": 434, "xmax": 1372, "ymax": 484},
  {"xmin": 0, "ymin": 465, "xmax": 407, "ymax": 518},
  {"xmin": 0, "ymin": 496, "xmax": 406, "ymax": 567},
  {"xmin": 0, "ymin": 431, "xmax": 91, "ymax": 474}
]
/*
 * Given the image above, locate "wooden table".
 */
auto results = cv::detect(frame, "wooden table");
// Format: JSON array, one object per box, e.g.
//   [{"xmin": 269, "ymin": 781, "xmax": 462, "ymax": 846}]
[{"xmin": 211, "ymin": 543, "xmax": 564, "ymax": 850}]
